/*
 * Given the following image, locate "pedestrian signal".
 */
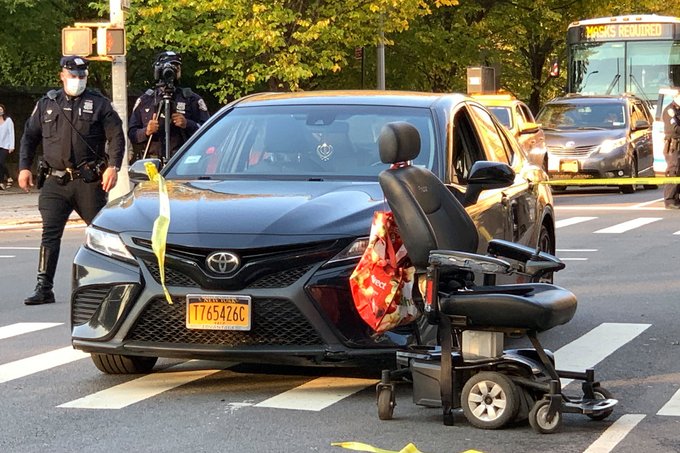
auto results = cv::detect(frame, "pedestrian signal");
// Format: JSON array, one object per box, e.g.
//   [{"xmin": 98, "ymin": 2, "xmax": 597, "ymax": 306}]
[
  {"xmin": 97, "ymin": 27, "xmax": 126, "ymax": 57},
  {"xmin": 62, "ymin": 27, "xmax": 92, "ymax": 56}
]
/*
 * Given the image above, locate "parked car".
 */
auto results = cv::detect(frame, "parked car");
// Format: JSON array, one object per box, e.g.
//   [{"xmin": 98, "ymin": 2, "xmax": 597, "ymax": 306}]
[
  {"xmin": 71, "ymin": 91, "xmax": 556, "ymax": 374},
  {"xmin": 652, "ymin": 87, "xmax": 679, "ymax": 176},
  {"xmin": 473, "ymin": 94, "xmax": 548, "ymax": 172},
  {"xmin": 536, "ymin": 94, "xmax": 655, "ymax": 193}
]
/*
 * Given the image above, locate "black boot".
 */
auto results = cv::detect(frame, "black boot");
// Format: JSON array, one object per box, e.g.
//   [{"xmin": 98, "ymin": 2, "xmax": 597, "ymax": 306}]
[{"xmin": 24, "ymin": 246, "xmax": 58, "ymax": 306}]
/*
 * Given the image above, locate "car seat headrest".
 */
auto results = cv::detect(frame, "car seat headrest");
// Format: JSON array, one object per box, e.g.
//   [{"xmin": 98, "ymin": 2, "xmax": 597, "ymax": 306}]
[{"xmin": 379, "ymin": 122, "xmax": 421, "ymax": 164}]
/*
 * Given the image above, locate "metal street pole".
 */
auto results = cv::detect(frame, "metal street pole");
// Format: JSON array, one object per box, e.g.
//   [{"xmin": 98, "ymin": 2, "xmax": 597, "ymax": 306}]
[
  {"xmin": 108, "ymin": 0, "xmax": 130, "ymax": 201},
  {"xmin": 377, "ymin": 16, "xmax": 385, "ymax": 90}
]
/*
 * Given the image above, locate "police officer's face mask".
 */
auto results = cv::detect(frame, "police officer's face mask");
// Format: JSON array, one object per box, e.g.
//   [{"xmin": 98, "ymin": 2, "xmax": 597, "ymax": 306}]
[{"xmin": 64, "ymin": 76, "xmax": 87, "ymax": 97}]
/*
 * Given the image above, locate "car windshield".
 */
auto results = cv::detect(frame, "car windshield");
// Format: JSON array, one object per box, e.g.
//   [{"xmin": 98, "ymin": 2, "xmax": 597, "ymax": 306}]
[
  {"xmin": 166, "ymin": 104, "xmax": 436, "ymax": 179},
  {"xmin": 537, "ymin": 102, "xmax": 626, "ymax": 130},
  {"xmin": 487, "ymin": 106, "xmax": 513, "ymax": 129}
]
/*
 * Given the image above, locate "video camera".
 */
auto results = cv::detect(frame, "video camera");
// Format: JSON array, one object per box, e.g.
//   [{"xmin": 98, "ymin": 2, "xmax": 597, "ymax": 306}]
[{"xmin": 153, "ymin": 51, "xmax": 182, "ymax": 94}]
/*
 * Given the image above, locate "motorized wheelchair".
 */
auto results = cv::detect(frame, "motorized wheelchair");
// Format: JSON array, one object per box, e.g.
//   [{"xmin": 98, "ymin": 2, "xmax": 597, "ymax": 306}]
[{"xmin": 373, "ymin": 121, "xmax": 617, "ymax": 433}]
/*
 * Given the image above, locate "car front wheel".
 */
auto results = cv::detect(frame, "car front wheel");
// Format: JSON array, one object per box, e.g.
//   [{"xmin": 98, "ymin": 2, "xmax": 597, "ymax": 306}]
[{"xmin": 91, "ymin": 353, "xmax": 158, "ymax": 374}]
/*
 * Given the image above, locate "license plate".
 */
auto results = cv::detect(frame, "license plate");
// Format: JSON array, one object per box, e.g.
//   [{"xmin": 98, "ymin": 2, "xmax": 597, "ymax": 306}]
[
  {"xmin": 560, "ymin": 160, "xmax": 579, "ymax": 173},
  {"xmin": 186, "ymin": 294, "xmax": 251, "ymax": 331}
]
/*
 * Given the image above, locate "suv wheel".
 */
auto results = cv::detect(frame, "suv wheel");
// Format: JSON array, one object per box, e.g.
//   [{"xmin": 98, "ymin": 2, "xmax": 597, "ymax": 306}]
[{"xmin": 620, "ymin": 158, "xmax": 638, "ymax": 194}]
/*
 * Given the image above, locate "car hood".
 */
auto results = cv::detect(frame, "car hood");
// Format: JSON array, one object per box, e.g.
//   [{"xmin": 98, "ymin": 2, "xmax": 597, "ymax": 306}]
[
  {"xmin": 95, "ymin": 179, "xmax": 385, "ymax": 247},
  {"xmin": 543, "ymin": 129, "xmax": 625, "ymax": 147}
]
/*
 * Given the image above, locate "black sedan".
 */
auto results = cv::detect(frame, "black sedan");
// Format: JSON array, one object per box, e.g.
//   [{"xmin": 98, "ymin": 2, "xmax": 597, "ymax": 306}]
[{"xmin": 71, "ymin": 91, "xmax": 556, "ymax": 373}]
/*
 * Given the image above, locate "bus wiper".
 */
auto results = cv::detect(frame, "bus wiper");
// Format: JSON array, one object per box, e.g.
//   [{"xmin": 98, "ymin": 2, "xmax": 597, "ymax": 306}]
[
  {"xmin": 629, "ymin": 74, "xmax": 652, "ymax": 106},
  {"xmin": 605, "ymin": 74, "xmax": 620, "ymax": 95}
]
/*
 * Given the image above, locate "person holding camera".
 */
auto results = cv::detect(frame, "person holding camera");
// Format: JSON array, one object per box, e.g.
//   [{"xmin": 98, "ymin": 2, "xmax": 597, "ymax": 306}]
[
  {"xmin": 128, "ymin": 51, "xmax": 210, "ymax": 162},
  {"xmin": 663, "ymin": 91, "xmax": 680, "ymax": 209},
  {"xmin": 17, "ymin": 55, "xmax": 125, "ymax": 306}
]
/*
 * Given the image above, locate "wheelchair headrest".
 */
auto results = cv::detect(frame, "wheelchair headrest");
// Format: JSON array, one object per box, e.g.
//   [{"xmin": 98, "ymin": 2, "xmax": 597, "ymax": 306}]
[{"xmin": 379, "ymin": 122, "xmax": 420, "ymax": 164}]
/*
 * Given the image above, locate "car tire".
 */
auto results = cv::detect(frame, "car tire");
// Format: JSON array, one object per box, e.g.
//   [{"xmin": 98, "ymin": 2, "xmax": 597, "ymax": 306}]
[
  {"xmin": 537, "ymin": 223, "xmax": 554, "ymax": 283},
  {"xmin": 550, "ymin": 186, "xmax": 567, "ymax": 193},
  {"xmin": 91, "ymin": 353, "xmax": 158, "ymax": 374},
  {"xmin": 620, "ymin": 158, "xmax": 638, "ymax": 194}
]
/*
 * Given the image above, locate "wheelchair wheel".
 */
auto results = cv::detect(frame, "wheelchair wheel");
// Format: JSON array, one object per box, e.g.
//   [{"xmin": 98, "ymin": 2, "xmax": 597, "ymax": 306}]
[
  {"xmin": 461, "ymin": 371, "xmax": 519, "ymax": 429},
  {"xmin": 587, "ymin": 386, "xmax": 614, "ymax": 421},
  {"xmin": 377, "ymin": 387, "xmax": 395, "ymax": 420},
  {"xmin": 529, "ymin": 399, "xmax": 562, "ymax": 434}
]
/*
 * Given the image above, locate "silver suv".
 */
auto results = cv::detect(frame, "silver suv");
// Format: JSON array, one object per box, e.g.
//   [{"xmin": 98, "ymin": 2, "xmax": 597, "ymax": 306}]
[{"xmin": 536, "ymin": 94, "xmax": 656, "ymax": 193}]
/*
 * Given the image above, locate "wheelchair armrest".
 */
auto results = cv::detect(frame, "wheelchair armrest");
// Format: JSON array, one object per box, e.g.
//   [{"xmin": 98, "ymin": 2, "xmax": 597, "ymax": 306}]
[
  {"xmin": 487, "ymin": 239, "xmax": 565, "ymax": 276},
  {"xmin": 429, "ymin": 249, "xmax": 512, "ymax": 275}
]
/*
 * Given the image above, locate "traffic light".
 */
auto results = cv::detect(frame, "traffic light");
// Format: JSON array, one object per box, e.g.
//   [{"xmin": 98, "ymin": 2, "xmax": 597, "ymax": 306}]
[
  {"xmin": 97, "ymin": 27, "xmax": 126, "ymax": 57},
  {"xmin": 62, "ymin": 27, "xmax": 92, "ymax": 56}
]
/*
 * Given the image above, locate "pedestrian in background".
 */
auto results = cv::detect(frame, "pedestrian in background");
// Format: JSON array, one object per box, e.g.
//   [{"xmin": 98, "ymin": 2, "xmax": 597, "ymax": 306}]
[
  {"xmin": 662, "ymin": 91, "xmax": 680, "ymax": 209},
  {"xmin": 0, "ymin": 103, "xmax": 15, "ymax": 190},
  {"xmin": 128, "ymin": 50, "xmax": 210, "ymax": 162},
  {"xmin": 18, "ymin": 56, "xmax": 125, "ymax": 305}
]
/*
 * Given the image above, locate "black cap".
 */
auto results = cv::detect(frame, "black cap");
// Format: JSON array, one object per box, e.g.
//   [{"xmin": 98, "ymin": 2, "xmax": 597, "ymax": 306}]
[
  {"xmin": 60, "ymin": 56, "xmax": 89, "ymax": 76},
  {"xmin": 154, "ymin": 50, "xmax": 182, "ymax": 66}
]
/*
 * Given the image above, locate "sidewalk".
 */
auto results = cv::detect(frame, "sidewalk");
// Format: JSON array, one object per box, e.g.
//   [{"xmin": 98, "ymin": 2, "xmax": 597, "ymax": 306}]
[{"xmin": 0, "ymin": 181, "xmax": 82, "ymax": 228}]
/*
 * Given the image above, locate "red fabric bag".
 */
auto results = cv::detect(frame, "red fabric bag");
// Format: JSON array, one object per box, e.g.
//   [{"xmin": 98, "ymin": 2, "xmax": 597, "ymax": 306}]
[{"xmin": 349, "ymin": 211, "xmax": 419, "ymax": 333}]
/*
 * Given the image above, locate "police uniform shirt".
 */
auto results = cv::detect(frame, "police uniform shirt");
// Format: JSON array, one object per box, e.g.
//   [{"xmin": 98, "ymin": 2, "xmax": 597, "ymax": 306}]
[
  {"xmin": 19, "ymin": 88, "xmax": 125, "ymax": 171},
  {"xmin": 662, "ymin": 101, "xmax": 680, "ymax": 140},
  {"xmin": 128, "ymin": 86, "xmax": 210, "ymax": 155}
]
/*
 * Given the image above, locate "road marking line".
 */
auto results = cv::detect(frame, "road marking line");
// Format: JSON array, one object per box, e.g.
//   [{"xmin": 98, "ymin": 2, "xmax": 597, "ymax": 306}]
[
  {"xmin": 58, "ymin": 361, "xmax": 226, "ymax": 409},
  {"xmin": 0, "ymin": 255, "xmax": 16, "ymax": 258},
  {"xmin": 594, "ymin": 218, "xmax": 661, "ymax": 234},
  {"xmin": 556, "ymin": 249, "xmax": 598, "ymax": 252},
  {"xmin": 0, "ymin": 246, "xmax": 41, "ymax": 250},
  {"xmin": 555, "ymin": 217, "xmax": 598, "ymax": 229},
  {"xmin": 0, "ymin": 322, "xmax": 62, "ymax": 340},
  {"xmin": 582, "ymin": 414, "xmax": 646, "ymax": 453},
  {"xmin": 255, "ymin": 376, "xmax": 378, "ymax": 411},
  {"xmin": 657, "ymin": 387, "xmax": 680, "ymax": 416},
  {"xmin": 634, "ymin": 197, "xmax": 664, "ymax": 208},
  {"xmin": 0, "ymin": 347, "xmax": 88, "ymax": 385},
  {"xmin": 674, "ymin": 231, "xmax": 680, "ymax": 235},
  {"xmin": 555, "ymin": 323, "xmax": 650, "ymax": 387}
]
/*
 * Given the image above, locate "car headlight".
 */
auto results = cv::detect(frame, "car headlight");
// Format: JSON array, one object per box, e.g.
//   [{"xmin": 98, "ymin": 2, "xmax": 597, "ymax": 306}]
[
  {"xmin": 326, "ymin": 237, "xmax": 370, "ymax": 264},
  {"xmin": 85, "ymin": 226, "xmax": 136, "ymax": 263},
  {"xmin": 598, "ymin": 138, "xmax": 627, "ymax": 154}
]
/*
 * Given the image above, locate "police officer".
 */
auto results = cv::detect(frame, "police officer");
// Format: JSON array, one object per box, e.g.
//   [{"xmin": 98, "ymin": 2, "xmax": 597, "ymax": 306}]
[
  {"xmin": 128, "ymin": 51, "xmax": 210, "ymax": 161},
  {"xmin": 662, "ymin": 91, "xmax": 680, "ymax": 209},
  {"xmin": 18, "ymin": 56, "xmax": 125, "ymax": 305}
]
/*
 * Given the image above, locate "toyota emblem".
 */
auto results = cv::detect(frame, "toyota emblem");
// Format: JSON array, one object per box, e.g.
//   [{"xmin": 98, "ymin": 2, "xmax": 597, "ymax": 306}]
[{"xmin": 206, "ymin": 252, "xmax": 240, "ymax": 274}]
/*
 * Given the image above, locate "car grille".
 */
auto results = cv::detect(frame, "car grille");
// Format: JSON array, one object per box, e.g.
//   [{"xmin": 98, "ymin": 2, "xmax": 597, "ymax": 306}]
[
  {"xmin": 547, "ymin": 145, "xmax": 598, "ymax": 157},
  {"xmin": 142, "ymin": 259, "xmax": 313, "ymax": 289},
  {"xmin": 126, "ymin": 297, "xmax": 323, "ymax": 346},
  {"xmin": 131, "ymin": 238, "xmax": 343, "ymax": 291},
  {"xmin": 72, "ymin": 287, "xmax": 112, "ymax": 325}
]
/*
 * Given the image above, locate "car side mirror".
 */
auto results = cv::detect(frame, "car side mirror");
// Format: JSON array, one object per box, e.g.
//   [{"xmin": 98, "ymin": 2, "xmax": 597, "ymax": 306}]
[
  {"xmin": 129, "ymin": 158, "xmax": 162, "ymax": 184},
  {"xmin": 633, "ymin": 120, "xmax": 650, "ymax": 131},
  {"xmin": 519, "ymin": 121, "xmax": 540, "ymax": 135},
  {"xmin": 463, "ymin": 161, "xmax": 515, "ymax": 206}
]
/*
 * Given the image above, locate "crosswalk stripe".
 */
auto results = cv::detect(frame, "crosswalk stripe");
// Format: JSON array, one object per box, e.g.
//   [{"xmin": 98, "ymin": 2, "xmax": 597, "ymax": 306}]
[
  {"xmin": 582, "ymin": 414, "xmax": 646, "ymax": 453},
  {"xmin": 255, "ymin": 376, "xmax": 378, "ymax": 411},
  {"xmin": 594, "ymin": 218, "xmax": 661, "ymax": 234},
  {"xmin": 555, "ymin": 323, "xmax": 650, "ymax": 387},
  {"xmin": 657, "ymin": 388, "xmax": 680, "ymax": 416},
  {"xmin": 0, "ymin": 322, "xmax": 62, "ymax": 340},
  {"xmin": 0, "ymin": 347, "xmax": 88, "ymax": 385},
  {"xmin": 58, "ymin": 361, "xmax": 227, "ymax": 409},
  {"xmin": 555, "ymin": 216, "xmax": 597, "ymax": 229}
]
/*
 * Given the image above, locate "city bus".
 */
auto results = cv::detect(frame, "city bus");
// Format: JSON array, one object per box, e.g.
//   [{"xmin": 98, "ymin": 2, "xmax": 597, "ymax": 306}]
[{"xmin": 566, "ymin": 15, "xmax": 680, "ymax": 109}]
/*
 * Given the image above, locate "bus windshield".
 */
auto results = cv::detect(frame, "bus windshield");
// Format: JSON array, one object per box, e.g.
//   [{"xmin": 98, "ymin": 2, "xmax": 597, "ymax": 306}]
[{"xmin": 567, "ymin": 15, "xmax": 680, "ymax": 110}]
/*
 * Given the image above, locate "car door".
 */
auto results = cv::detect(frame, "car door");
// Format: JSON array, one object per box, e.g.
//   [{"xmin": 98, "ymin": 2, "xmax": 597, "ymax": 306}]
[
  {"xmin": 444, "ymin": 103, "xmax": 507, "ymax": 253},
  {"xmin": 630, "ymin": 101, "xmax": 654, "ymax": 175},
  {"xmin": 468, "ymin": 103, "xmax": 536, "ymax": 247}
]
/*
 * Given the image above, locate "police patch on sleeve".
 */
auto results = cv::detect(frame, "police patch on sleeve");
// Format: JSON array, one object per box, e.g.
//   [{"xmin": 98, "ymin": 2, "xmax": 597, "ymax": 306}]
[{"xmin": 198, "ymin": 99, "xmax": 208, "ymax": 112}]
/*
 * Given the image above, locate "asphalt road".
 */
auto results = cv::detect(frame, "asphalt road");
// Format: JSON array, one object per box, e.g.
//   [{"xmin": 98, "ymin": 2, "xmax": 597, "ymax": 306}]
[{"xmin": 1, "ymin": 186, "xmax": 679, "ymax": 453}]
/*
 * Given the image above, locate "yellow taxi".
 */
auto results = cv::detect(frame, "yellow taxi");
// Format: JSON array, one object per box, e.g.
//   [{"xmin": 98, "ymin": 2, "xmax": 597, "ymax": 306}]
[{"xmin": 474, "ymin": 94, "xmax": 548, "ymax": 172}]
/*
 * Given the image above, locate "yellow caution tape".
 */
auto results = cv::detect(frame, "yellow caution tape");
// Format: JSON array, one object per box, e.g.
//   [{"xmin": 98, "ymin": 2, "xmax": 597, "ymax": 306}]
[
  {"xmin": 539, "ymin": 176, "xmax": 680, "ymax": 186},
  {"xmin": 145, "ymin": 162, "xmax": 172, "ymax": 305},
  {"xmin": 331, "ymin": 443, "xmax": 482, "ymax": 453}
]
